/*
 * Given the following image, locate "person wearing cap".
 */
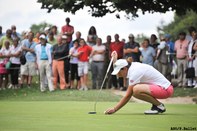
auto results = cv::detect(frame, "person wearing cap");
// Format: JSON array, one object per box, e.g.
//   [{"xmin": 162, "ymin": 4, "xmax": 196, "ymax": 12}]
[
  {"xmin": 105, "ymin": 51, "xmax": 173, "ymax": 115},
  {"xmin": 35, "ymin": 35, "xmax": 55, "ymax": 92},
  {"xmin": 165, "ymin": 34, "xmax": 175, "ymax": 82},
  {"xmin": 8, "ymin": 38, "xmax": 21, "ymax": 89},
  {"xmin": 109, "ymin": 34, "xmax": 124, "ymax": 90},
  {"xmin": 44, "ymin": 27, "xmax": 50, "ymax": 39},
  {"xmin": 156, "ymin": 37, "xmax": 170, "ymax": 78},
  {"xmin": 61, "ymin": 17, "xmax": 74, "ymax": 44},
  {"xmin": 0, "ymin": 29, "xmax": 13, "ymax": 49},
  {"xmin": 33, "ymin": 31, "xmax": 41, "ymax": 44},
  {"xmin": 47, "ymin": 31, "xmax": 57, "ymax": 46},
  {"xmin": 52, "ymin": 35, "xmax": 67, "ymax": 90},
  {"xmin": 11, "ymin": 25, "xmax": 21, "ymax": 41},
  {"xmin": 20, "ymin": 32, "xmax": 37, "ymax": 88},
  {"xmin": 62, "ymin": 35, "xmax": 71, "ymax": 88},
  {"xmin": 175, "ymin": 32, "xmax": 189, "ymax": 88}
]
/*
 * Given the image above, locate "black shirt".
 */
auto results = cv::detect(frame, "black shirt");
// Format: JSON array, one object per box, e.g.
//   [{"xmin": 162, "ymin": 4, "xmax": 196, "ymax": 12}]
[{"xmin": 53, "ymin": 44, "xmax": 67, "ymax": 61}]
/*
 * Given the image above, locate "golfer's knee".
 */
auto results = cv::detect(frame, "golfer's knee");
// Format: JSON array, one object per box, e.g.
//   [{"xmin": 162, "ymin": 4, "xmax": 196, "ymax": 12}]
[{"xmin": 133, "ymin": 86, "xmax": 142, "ymax": 95}]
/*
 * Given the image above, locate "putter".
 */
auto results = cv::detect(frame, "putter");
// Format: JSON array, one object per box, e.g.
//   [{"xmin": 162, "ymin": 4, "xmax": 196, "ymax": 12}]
[{"xmin": 89, "ymin": 56, "xmax": 114, "ymax": 114}]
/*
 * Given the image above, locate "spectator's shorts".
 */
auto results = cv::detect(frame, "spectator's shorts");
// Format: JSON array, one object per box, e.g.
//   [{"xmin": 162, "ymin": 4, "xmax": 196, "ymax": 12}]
[
  {"xmin": 21, "ymin": 61, "xmax": 36, "ymax": 76},
  {"xmin": 149, "ymin": 84, "xmax": 173, "ymax": 99},
  {"xmin": 0, "ymin": 63, "xmax": 9, "ymax": 74},
  {"xmin": 78, "ymin": 61, "xmax": 89, "ymax": 76}
]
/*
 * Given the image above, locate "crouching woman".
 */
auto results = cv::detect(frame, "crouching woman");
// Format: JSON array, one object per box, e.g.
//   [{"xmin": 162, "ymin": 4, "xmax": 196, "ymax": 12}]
[{"xmin": 105, "ymin": 51, "xmax": 173, "ymax": 114}]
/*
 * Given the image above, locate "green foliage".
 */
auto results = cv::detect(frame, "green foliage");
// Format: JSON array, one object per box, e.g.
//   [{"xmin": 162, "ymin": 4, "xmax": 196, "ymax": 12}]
[
  {"xmin": 135, "ymin": 33, "xmax": 149, "ymax": 44},
  {"xmin": 157, "ymin": 11, "xmax": 197, "ymax": 42},
  {"xmin": 37, "ymin": 0, "xmax": 197, "ymax": 19},
  {"xmin": 30, "ymin": 21, "xmax": 53, "ymax": 35}
]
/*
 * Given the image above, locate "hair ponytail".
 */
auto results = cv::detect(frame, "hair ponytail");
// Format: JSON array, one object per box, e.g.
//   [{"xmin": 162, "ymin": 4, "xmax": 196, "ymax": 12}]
[{"xmin": 125, "ymin": 57, "xmax": 132, "ymax": 68}]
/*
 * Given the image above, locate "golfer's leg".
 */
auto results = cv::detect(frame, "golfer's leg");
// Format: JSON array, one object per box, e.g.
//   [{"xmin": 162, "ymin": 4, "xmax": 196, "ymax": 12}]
[{"xmin": 132, "ymin": 84, "xmax": 161, "ymax": 106}]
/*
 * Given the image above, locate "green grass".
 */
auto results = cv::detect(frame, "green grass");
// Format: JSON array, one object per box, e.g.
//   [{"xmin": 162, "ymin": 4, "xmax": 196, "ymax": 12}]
[
  {"xmin": 171, "ymin": 88, "xmax": 197, "ymax": 97},
  {"xmin": 0, "ymin": 102, "xmax": 196, "ymax": 131}
]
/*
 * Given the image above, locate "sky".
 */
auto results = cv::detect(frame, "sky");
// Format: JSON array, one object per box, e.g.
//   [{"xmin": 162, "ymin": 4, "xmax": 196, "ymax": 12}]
[{"xmin": 0, "ymin": 0, "xmax": 174, "ymax": 42}]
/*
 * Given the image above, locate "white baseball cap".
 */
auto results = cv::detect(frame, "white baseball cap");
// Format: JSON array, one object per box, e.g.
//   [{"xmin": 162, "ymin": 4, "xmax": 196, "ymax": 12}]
[
  {"xmin": 111, "ymin": 59, "xmax": 128, "ymax": 75},
  {"xmin": 62, "ymin": 35, "xmax": 67, "ymax": 39},
  {"xmin": 39, "ymin": 35, "xmax": 46, "ymax": 39},
  {"xmin": 44, "ymin": 27, "xmax": 50, "ymax": 32}
]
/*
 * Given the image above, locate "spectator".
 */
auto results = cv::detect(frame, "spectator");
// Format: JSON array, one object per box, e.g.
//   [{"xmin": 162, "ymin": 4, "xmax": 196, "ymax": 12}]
[
  {"xmin": 121, "ymin": 38, "xmax": 126, "ymax": 44},
  {"xmin": 0, "ymin": 29, "xmax": 13, "ymax": 49},
  {"xmin": 193, "ymin": 40, "xmax": 197, "ymax": 88},
  {"xmin": 11, "ymin": 25, "xmax": 21, "ymax": 40},
  {"xmin": 109, "ymin": 34, "xmax": 124, "ymax": 90},
  {"xmin": 0, "ymin": 41, "xmax": 10, "ymax": 90},
  {"xmin": 61, "ymin": 17, "xmax": 74, "ymax": 44},
  {"xmin": 69, "ymin": 31, "xmax": 82, "ymax": 49},
  {"xmin": 77, "ymin": 39, "xmax": 93, "ymax": 90},
  {"xmin": 103, "ymin": 35, "xmax": 112, "ymax": 89},
  {"xmin": 187, "ymin": 31, "xmax": 197, "ymax": 88},
  {"xmin": 165, "ymin": 34, "xmax": 175, "ymax": 82},
  {"xmin": 20, "ymin": 32, "xmax": 37, "ymax": 88},
  {"xmin": 35, "ymin": 35, "xmax": 55, "ymax": 92},
  {"xmin": 33, "ymin": 31, "xmax": 40, "ymax": 44},
  {"xmin": 62, "ymin": 35, "xmax": 70, "ymax": 88},
  {"xmin": 157, "ymin": 37, "xmax": 169, "ymax": 78},
  {"xmin": 91, "ymin": 38, "xmax": 105, "ymax": 89},
  {"xmin": 69, "ymin": 40, "xmax": 80, "ymax": 89},
  {"xmin": 87, "ymin": 26, "xmax": 97, "ymax": 47},
  {"xmin": 52, "ymin": 25, "xmax": 58, "ymax": 39},
  {"xmin": 8, "ymin": 38, "xmax": 21, "ymax": 89},
  {"xmin": 150, "ymin": 34, "xmax": 159, "ymax": 52},
  {"xmin": 44, "ymin": 27, "xmax": 50, "ymax": 39},
  {"xmin": 141, "ymin": 39, "xmax": 156, "ymax": 66},
  {"xmin": 175, "ymin": 32, "xmax": 189, "ymax": 88},
  {"xmin": 186, "ymin": 26, "xmax": 196, "ymax": 41},
  {"xmin": 47, "ymin": 31, "xmax": 57, "ymax": 46},
  {"xmin": 52, "ymin": 35, "xmax": 66, "ymax": 90},
  {"xmin": 124, "ymin": 34, "xmax": 140, "ymax": 62},
  {"xmin": 0, "ymin": 26, "xmax": 5, "ymax": 40}
]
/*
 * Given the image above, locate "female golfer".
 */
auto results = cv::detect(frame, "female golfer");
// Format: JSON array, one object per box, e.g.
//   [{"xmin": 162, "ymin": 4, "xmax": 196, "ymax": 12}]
[{"xmin": 105, "ymin": 51, "xmax": 173, "ymax": 114}]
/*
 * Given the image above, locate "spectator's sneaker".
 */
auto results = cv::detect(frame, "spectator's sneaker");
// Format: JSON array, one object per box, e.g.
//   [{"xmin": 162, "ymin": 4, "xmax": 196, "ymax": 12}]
[
  {"xmin": 121, "ymin": 87, "xmax": 127, "ymax": 91},
  {"xmin": 79, "ymin": 86, "xmax": 84, "ymax": 90},
  {"xmin": 144, "ymin": 104, "xmax": 166, "ymax": 114},
  {"xmin": 84, "ymin": 85, "xmax": 88, "ymax": 91},
  {"xmin": 111, "ymin": 87, "xmax": 116, "ymax": 90},
  {"xmin": 50, "ymin": 90, "xmax": 55, "ymax": 92},
  {"xmin": 194, "ymin": 85, "xmax": 197, "ymax": 89},
  {"xmin": 8, "ymin": 84, "xmax": 13, "ymax": 89},
  {"xmin": 41, "ymin": 90, "xmax": 46, "ymax": 93}
]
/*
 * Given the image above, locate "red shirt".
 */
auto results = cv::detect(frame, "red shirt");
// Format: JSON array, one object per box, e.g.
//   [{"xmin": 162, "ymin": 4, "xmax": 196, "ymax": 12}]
[
  {"xmin": 78, "ymin": 45, "xmax": 92, "ymax": 62},
  {"xmin": 61, "ymin": 25, "xmax": 74, "ymax": 42},
  {"xmin": 109, "ymin": 41, "xmax": 124, "ymax": 58}
]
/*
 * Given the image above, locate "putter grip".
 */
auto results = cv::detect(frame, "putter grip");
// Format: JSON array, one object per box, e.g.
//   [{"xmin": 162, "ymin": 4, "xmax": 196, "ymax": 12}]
[{"xmin": 107, "ymin": 56, "xmax": 114, "ymax": 73}]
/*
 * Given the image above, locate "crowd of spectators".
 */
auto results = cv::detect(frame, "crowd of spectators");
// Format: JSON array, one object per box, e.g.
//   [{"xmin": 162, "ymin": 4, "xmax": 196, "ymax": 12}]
[{"xmin": 0, "ymin": 19, "xmax": 197, "ymax": 92}]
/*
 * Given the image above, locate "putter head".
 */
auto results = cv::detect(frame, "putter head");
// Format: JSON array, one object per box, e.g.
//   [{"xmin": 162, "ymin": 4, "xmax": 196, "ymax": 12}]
[{"xmin": 88, "ymin": 112, "xmax": 96, "ymax": 114}]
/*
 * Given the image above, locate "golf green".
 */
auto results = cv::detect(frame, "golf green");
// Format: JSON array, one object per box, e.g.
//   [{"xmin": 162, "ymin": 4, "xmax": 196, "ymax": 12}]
[{"xmin": 0, "ymin": 101, "xmax": 196, "ymax": 131}]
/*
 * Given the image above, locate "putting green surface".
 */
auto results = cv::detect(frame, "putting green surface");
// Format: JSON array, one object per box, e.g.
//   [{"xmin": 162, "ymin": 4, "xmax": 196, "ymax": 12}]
[{"xmin": 0, "ymin": 102, "xmax": 196, "ymax": 131}]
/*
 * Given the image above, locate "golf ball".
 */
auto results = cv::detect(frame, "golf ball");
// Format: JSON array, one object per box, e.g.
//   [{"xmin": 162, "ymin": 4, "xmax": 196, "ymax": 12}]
[{"xmin": 104, "ymin": 111, "xmax": 106, "ymax": 114}]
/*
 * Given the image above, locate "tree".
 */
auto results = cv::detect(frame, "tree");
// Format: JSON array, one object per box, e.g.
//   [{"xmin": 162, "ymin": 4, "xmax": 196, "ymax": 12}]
[
  {"xmin": 135, "ymin": 33, "xmax": 149, "ymax": 44},
  {"xmin": 157, "ymin": 11, "xmax": 197, "ymax": 42},
  {"xmin": 37, "ymin": 0, "xmax": 197, "ymax": 19},
  {"xmin": 30, "ymin": 21, "xmax": 53, "ymax": 35}
]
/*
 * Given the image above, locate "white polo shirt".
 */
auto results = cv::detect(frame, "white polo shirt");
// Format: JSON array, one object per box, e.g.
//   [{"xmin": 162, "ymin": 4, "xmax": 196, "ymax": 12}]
[{"xmin": 127, "ymin": 62, "xmax": 171, "ymax": 89}]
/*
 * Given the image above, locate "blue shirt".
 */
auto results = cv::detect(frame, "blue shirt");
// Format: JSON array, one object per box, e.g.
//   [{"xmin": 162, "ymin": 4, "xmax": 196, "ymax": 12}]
[
  {"xmin": 0, "ymin": 33, "xmax": 5, "ymax": 40},
  {"xmin": 11, "ymin": 32, "xmax": 21, "ymax": 38},
  {"xmin": 167, "ymin": 41, "xmax": 174, "ymax": 65},
  {"xmin": 124, "ymin": 42, "xmax": 140, "ymax": 62},
  {"xmin": 35, "ymin": 45, "xmax": 53, "ymax": 59},
  {"xmin": 141, "ymin": 46, "xmax": 156, "ymax": 66},
  {"xmin": 23, "ymin": 39, "xmax": 37, "ymax": 62}
]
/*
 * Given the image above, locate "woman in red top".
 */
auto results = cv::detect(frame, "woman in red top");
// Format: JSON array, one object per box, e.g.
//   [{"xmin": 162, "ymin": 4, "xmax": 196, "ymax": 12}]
[{"xmin": 77, "ymin": 39, "xmax": 94, "ymax": 90}]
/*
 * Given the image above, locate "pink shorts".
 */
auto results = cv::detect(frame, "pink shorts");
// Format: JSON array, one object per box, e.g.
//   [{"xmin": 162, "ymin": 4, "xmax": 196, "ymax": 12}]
[
  {"xmin": 149, "ymin": 85, "xmax": 173, "ymax": 99},
  {"xmin": 0, "ymin": 63, "xmax": 9, "ymax": 74}
]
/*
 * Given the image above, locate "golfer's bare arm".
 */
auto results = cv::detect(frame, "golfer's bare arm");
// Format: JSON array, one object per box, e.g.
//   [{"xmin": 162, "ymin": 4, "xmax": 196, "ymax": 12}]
[{"xmin": 114, "ymin": 85, "xmax": 135, "ymax": 111}]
